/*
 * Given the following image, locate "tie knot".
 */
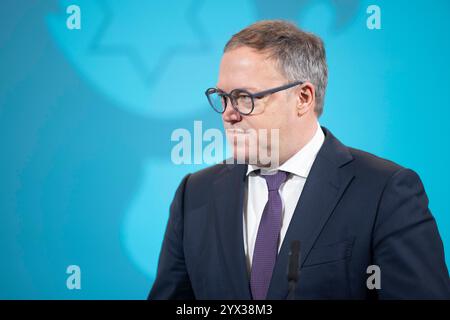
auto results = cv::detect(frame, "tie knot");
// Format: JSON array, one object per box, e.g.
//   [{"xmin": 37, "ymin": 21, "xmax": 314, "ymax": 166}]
[{"xmin": 261, "ymin": 170, "xmax": 288, "ymax": 191}]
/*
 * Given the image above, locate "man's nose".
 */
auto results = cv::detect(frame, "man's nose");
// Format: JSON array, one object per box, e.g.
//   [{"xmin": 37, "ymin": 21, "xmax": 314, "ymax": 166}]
[{"xmin": 222, "ymin": 101, "xmax": 242, "ymax": 123}]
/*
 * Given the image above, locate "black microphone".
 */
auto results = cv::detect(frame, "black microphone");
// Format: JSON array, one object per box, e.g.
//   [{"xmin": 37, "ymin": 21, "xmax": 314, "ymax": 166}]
[{"xmin": 287, "ymin": 240, "xmax": 301, "ymax": 300}]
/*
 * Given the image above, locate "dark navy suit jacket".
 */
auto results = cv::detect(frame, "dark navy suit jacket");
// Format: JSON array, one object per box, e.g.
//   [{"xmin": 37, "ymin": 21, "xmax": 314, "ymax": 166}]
[{"xmin": 149, "ymin": 127, "xmax": 450, "ymax": 299}]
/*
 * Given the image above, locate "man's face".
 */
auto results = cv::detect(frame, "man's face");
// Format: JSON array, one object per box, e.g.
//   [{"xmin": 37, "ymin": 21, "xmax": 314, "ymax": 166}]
[{"xmin": 217, "ymin": 46, "xmax": 299, "ymax": 166}]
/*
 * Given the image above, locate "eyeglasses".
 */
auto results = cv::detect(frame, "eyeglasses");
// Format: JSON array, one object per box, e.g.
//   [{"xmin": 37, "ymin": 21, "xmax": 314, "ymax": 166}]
[{"xmin": 205, "ymin": 81, "xmax": 304, "ymax": 115}]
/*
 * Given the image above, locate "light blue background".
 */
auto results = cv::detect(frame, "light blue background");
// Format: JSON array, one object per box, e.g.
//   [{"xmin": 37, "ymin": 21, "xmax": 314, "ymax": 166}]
[{"xmin": 1, "ymin": 0, "xmax": 448, "ymax": 299}]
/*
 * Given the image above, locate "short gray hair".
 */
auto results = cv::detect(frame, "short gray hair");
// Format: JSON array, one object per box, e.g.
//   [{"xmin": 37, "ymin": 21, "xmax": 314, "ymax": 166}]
[{"xmin": 224, "ymin": 20, "xmax": 328, "ymax": 117}]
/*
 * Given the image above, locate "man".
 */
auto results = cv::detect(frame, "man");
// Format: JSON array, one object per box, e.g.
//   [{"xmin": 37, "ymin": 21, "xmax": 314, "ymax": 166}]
[{"xmin": 149, "ymin": 20, "xmax": 450, "ymax": 299}]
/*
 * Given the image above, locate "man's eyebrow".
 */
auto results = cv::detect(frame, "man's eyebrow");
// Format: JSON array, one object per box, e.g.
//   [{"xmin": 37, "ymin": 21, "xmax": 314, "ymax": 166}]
[{"xmin": 216, "ymin": 86, "xmax": 260, "ymax": 92}]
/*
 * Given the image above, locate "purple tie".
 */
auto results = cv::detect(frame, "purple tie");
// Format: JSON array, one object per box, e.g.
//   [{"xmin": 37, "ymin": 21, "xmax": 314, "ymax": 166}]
[{"xmin": 250, "ymin": 170, "xmax": 288, "ymax": 300}]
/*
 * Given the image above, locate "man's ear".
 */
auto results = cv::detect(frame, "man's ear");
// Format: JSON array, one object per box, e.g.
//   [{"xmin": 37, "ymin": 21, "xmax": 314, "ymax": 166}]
[{"xmin": 295, "ymin": 82, "xmax": 315, "ymax": 116}]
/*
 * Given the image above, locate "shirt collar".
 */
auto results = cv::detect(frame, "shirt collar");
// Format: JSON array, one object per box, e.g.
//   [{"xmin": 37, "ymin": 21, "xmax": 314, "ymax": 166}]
[{"xmin": 246, "ymin": 122, "xmax": 325, "ymax": 178}]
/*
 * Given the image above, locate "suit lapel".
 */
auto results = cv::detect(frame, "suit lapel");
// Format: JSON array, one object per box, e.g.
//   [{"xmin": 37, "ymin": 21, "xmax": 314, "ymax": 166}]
[
  {"xmin": 212, "ymin": 163, "xmax": 252, "ymax": 299},
  {"xmin": 266, "ymin": 127, "xmax": 355, "ymax": 299}
]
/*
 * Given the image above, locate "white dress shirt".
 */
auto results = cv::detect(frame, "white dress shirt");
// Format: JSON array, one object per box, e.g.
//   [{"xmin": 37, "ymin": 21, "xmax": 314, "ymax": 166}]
[{"xmin": 243, "ymin": 123, "xmax": 325, "ymax": 274}]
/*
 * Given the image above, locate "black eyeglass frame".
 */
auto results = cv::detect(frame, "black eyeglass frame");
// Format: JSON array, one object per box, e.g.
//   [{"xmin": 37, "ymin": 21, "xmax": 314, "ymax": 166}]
[{"xmin": 205, "ymin": 80, "xmax": 304, "ymax": 115}]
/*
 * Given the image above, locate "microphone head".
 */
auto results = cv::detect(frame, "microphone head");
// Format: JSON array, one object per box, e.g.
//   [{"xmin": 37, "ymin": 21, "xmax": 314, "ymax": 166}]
[
  {"xmin": 287, "ymin": 240, "xmax": 301, "ymax": 282},
  {"xmin": 290, "ymin": 240, "xmax": 300, "ymax": 254}
]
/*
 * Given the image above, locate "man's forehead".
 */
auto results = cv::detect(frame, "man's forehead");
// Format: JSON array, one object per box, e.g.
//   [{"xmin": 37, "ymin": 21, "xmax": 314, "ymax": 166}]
[
  {"xmin": 217, "ymin": 48, "xmax": 284, "ymax": 91},
  {"xmin": 217, "ymin": 67, "xmax": 283, "ymax": 92},
  {"xmin": 216, "ymin": 68, "xmax": 263, "ymax": 91}
]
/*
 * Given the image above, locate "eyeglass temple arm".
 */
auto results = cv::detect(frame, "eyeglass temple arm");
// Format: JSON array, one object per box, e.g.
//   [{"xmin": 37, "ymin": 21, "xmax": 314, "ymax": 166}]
[{"xmin": 252, "ymin": 81, "xmax": 304, "ymax": 98}]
